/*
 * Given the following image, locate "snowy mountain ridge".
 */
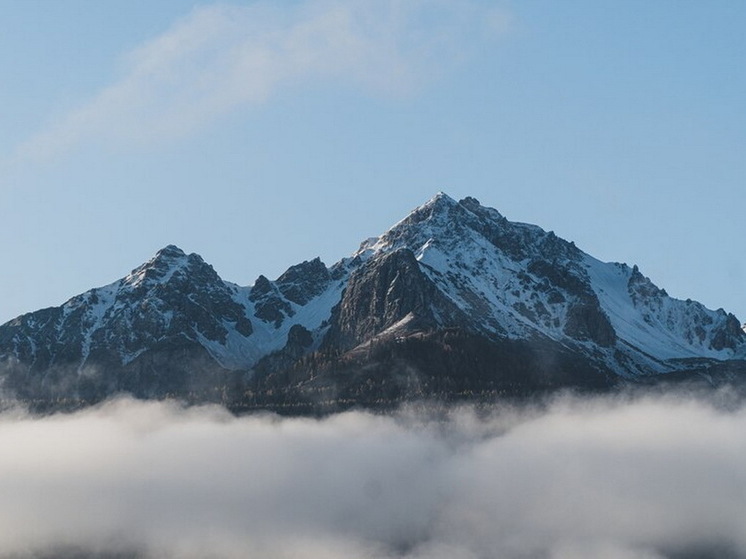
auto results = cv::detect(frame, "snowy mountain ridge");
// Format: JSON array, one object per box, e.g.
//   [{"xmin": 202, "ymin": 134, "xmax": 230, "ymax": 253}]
[
  {"xmin": 1, "ymin": 193, "xmax": 743, "ymax": 407},
  {"xmin": 352, "ymin": 193, "xmax": 742, "ymax": 374}
]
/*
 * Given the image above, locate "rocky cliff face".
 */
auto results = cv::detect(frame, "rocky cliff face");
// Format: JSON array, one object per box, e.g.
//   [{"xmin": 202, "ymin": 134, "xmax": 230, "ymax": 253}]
[
  {"xmin": 322, "ymin": 248, "xmax": 466, "ymax": 352},
  {"xmin": 1, "ymin": 193, "xmax": 744, "ymax": 410}
]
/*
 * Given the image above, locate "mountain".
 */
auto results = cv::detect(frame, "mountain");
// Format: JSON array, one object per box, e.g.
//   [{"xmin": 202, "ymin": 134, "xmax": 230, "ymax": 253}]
[{"xmin": 2, "ymin": 193, "xmax": 745, "ymax": 411}]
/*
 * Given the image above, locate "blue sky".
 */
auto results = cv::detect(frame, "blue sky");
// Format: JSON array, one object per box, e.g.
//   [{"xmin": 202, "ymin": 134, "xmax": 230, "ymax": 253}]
[{"xmin": 1, "ymin": 0, "xmax": 744, "ymax": 325}]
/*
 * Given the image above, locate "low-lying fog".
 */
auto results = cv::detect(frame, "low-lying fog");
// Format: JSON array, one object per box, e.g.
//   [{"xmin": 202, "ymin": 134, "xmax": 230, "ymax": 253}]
[{"xmin": 1, "ymin": 391, "xmax": 745, "ymax": 559}]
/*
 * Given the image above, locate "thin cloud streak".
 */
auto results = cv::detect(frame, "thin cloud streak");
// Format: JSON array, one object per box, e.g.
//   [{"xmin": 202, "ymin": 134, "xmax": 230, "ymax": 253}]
[
  {"xmin": 0, "ymin": 394, "xmax": 745, "ymax": 558},
  {"xmin": 14, "ymin": 0, "xmax": 505, "ymax": 161}
]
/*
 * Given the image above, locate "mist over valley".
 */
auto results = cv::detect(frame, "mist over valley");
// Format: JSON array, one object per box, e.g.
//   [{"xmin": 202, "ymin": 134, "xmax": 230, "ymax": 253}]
[{"xmin": 2, "ymin": 391, "xmax": 746, "ymax": 559}]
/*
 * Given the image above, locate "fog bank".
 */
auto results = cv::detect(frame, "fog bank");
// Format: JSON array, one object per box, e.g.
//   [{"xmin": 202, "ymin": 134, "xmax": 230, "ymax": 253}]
[{"xmin": 1, "ymin": 393, "xmax": 745, "ymax": 558}]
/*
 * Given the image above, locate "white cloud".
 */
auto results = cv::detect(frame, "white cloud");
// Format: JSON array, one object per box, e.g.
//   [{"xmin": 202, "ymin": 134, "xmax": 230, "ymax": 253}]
[
  {"xmin": 1, "ymin": 393, "xmax": 745, "ymax": 558},
  {"xmin": 15, "ymin": 0, "xmax": 505, "ymax": 161}
]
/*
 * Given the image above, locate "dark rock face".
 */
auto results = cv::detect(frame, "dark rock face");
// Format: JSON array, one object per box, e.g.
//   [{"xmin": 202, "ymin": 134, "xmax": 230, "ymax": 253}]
[
  {"xmin": 249, "ymin": 259, "xmax": 331, "ymax": 327},
  {"xmin": 628, "ymin": 264, "xmax": 667, "ymax": 301},
  {"xmin": 323, "ymin": 249, "xmax": 453, "ymax": 351},
  {"xmin": 250, "ymin": 275, "xmax": 293, "ymax": 326},
  {"xmin": 527, "ymin": 259, "xmax": 588, "ymax": 295},
  {"xmin": 564, "ymin": 295, "xmax": 616, "ymax": 347},
  {"xmin": 287, "ymin": 324, "xmax": 314, "ymax": 348},
  {"xmin": 711, "ymin": 313, "xmax": 744, "ymax": 351},
  {"xmin": 276, "ymin": 258, "xmax": 331, "ymax": 305},
  {"xmin": 252, "ymin": 324, "xmax": 314, "ymax": 379}
]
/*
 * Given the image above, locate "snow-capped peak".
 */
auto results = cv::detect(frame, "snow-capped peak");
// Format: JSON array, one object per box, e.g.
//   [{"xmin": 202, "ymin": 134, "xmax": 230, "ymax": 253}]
[
  {"xmin": 122, "ymin": 245, "xmax": 203, "ymax": 289},
  {"xmin": 354, "ymin": 191, "xmax": 464, "ymax": 259},
  {"xmin": 348, "ymin": 194, "xmax": 745, "ymax": 374},
  {"xmin": 155, "ymin": 244, "xmax": 187, "ymax": 258},
  {"xmin": 412, "ymin": 191, "xmax": 460, "ymax": 218},
  {"xmin": 425, "ymin": 190, "xmax": 457, "ymax": 206}
]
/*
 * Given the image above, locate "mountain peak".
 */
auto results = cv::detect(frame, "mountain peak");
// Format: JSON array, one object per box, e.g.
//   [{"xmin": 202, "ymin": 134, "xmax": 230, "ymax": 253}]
[
  {"xmin": 431, "ymin": 190, "xmax": 455, "ymax": 201},
  {"xmin": 420, "ymin": 191, "xmax": 458, "ymax": 211},
  {"xmin": 123, "ymin": 245, "xmax": 199, "ymax": 289},
  {"xmin": 414, "ymin": 192, "xmax": 506, "ymax": 225},
  {"xmin": 400, "ymin": 191, "xmax": 460, "ymax": 226},
  {"xmin": 154, "ymin": 244, "xmax": 187, "ymax": 259},
  {"xmin": 354, "ymin": 192, "xmax": 488, "ymax": 259}
]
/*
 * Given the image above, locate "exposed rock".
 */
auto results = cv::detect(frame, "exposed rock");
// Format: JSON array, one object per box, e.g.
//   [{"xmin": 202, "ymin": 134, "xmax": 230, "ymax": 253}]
[
  {"xmin": 563, "ymin": 295, "xmax": 616, "ymax": 347},
  {"xmin": 323, "ymin": 249, "xmax": 446, "ymax": 351},
  {"xmin": 276, "ymin": 258, "xmax": 331, "ymax": 305},
  {"xmin": 711, "ymin": 313, "xmax": 744, "ymax": 351},
  {"xmin": 250, "ymin": 275, "xmax": 293, "ymax": 326}
]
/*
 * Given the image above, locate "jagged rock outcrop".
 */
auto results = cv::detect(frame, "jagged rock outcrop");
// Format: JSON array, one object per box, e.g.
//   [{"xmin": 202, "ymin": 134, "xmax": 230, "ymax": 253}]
[
  {"xmin": 276, "ymin": 258, "xmax": 331, "ymax": 305},
  {"xmin": 249, "ymin": 275, "xmax": 294, "ymax": 326},
  {"xmin": 563, "ymin": 295, "xmax": 616, "ymax": 347},
  {"xmin": 323, "ymin": 249, "xmax": 454, "ymax": 351}
]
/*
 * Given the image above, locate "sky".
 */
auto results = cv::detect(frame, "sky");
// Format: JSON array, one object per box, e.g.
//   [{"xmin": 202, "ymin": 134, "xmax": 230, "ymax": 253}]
[
  {"xmin": 0, "ymin": 0, "xmax": 744, "ymax": 325},
  {"xmin": 1, "ymin": 393, "xmax": 745, "ymax": 558}
]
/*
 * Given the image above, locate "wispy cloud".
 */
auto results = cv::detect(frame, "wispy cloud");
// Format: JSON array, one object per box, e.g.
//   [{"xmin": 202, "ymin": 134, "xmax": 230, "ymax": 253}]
[
  {"xmin": 14, "ymin": 0, "xmax": 505, "ymax": 161},
  {"xmin": 1, "ymin": 394, "xmax": 746, "ymax": 558}
]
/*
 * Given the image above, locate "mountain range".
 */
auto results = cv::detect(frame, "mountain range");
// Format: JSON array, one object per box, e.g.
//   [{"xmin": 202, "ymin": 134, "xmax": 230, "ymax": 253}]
[{"xmin": 2, "ymin": 193, "xmax": 745, "ymax": 412}]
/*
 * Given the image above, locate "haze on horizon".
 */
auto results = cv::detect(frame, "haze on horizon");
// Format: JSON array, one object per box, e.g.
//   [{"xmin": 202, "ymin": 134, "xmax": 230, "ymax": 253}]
[{"xmin": 0, "ymin": 0, "xmax": 744, "ymax": 325}]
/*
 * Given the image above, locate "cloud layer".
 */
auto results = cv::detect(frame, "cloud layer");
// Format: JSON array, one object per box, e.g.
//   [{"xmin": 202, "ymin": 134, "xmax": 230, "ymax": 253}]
[
  {"xmin": 1, "ymin": 393, "xmax": 745, "ymax": 558},
  {"xmin": 16, "ymin": 0, "xmax": 504, "ymax": 160}
]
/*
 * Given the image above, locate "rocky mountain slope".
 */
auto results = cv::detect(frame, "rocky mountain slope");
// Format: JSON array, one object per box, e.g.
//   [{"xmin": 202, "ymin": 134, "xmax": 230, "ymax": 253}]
[{"xmin": 1, "ymin": 193, "xmax": 744, "ymax": 411}]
